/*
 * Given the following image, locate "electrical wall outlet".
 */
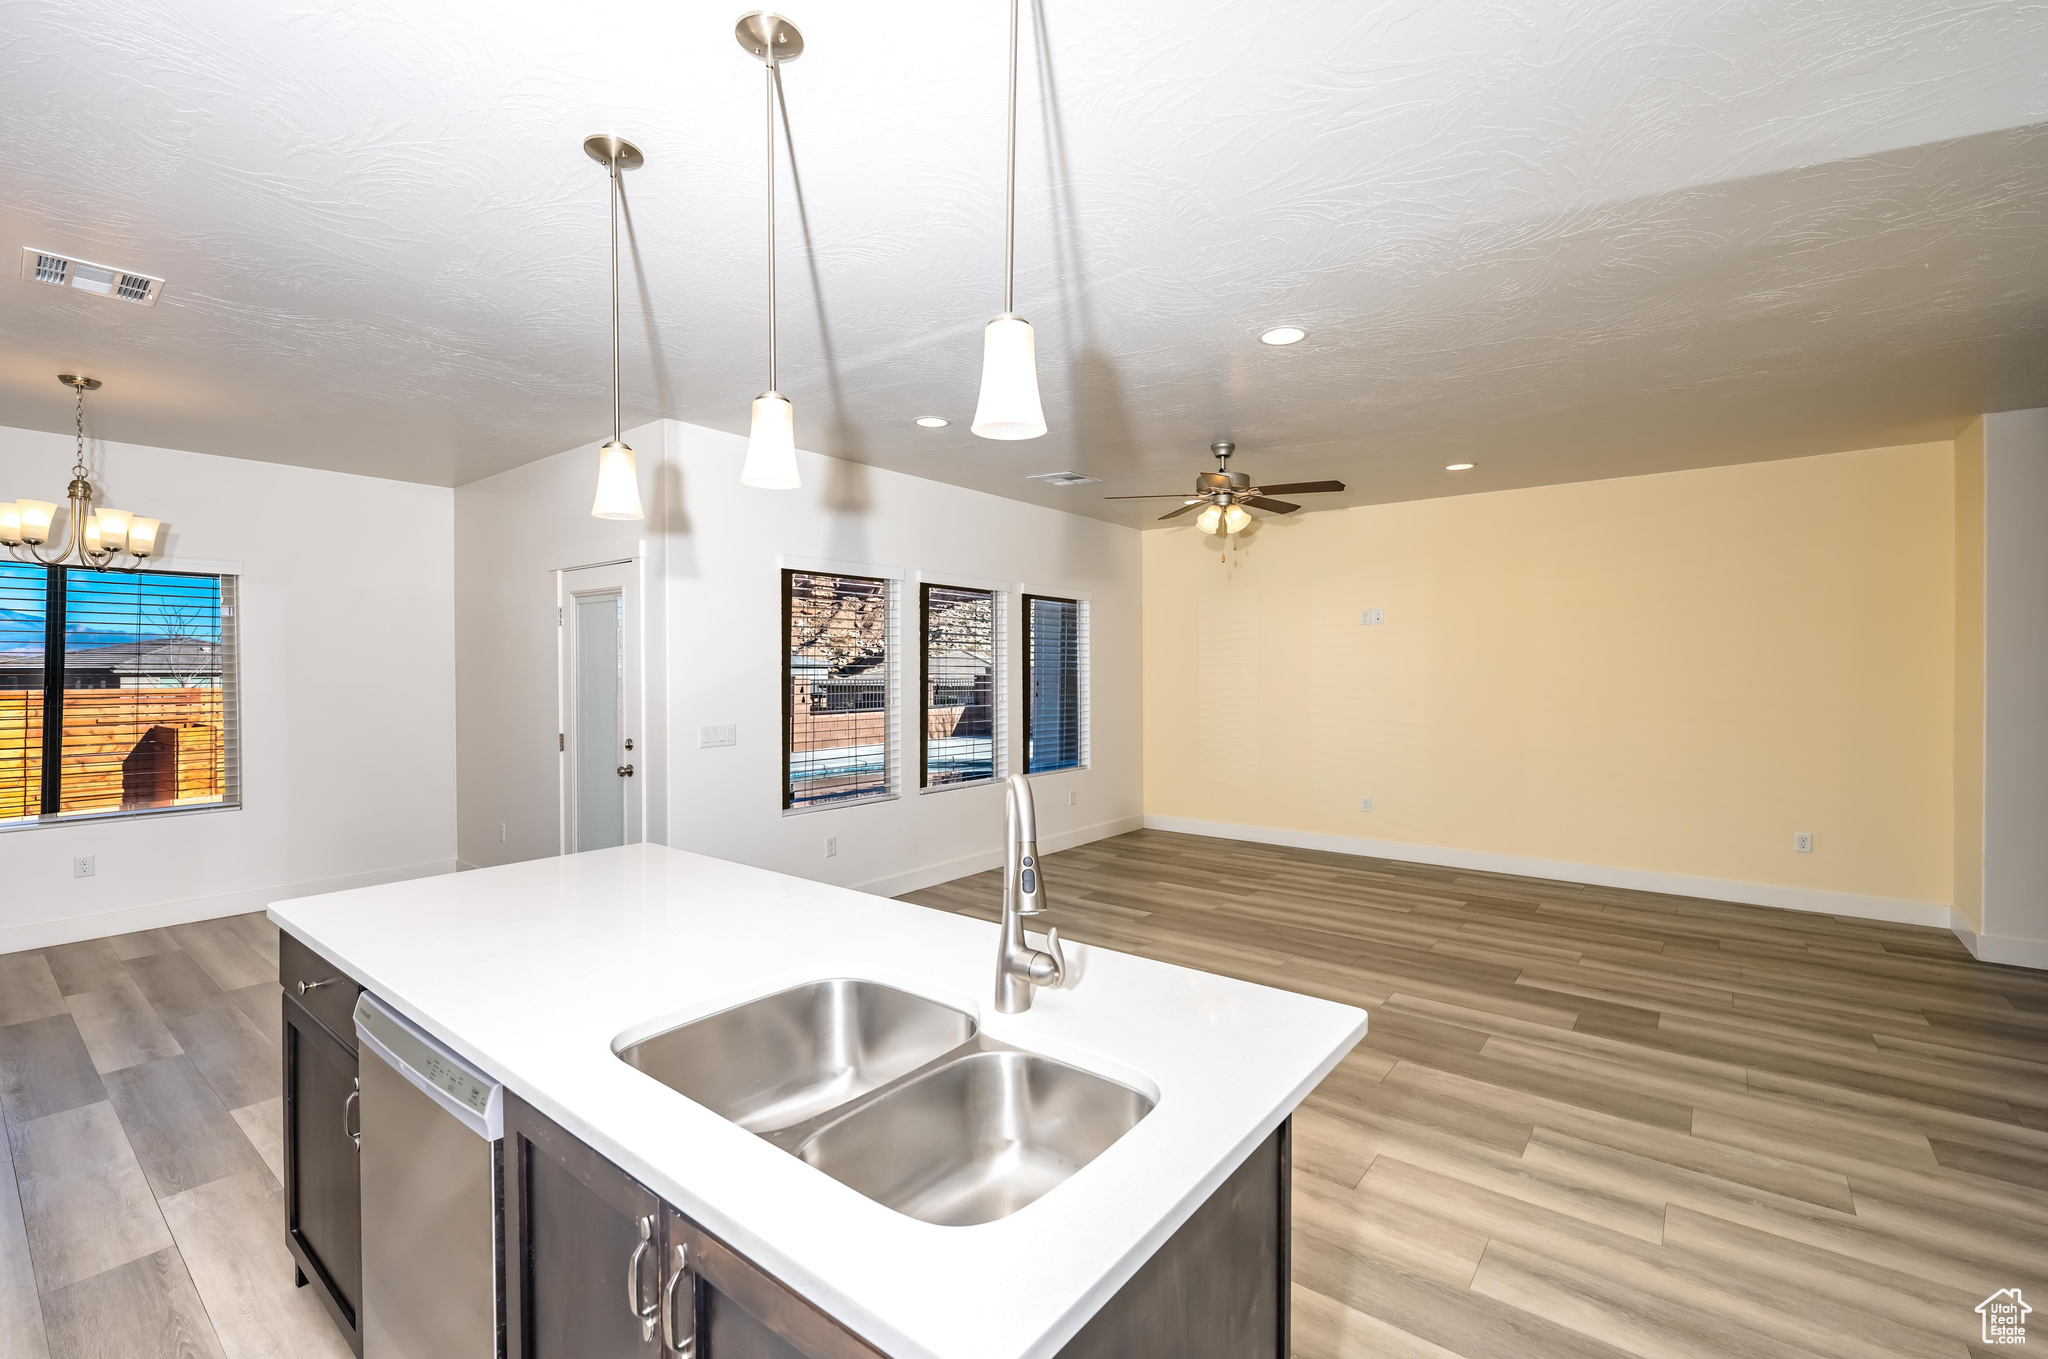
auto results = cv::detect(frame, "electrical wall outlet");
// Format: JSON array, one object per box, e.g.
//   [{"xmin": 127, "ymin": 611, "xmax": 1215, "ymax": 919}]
[
  {"xmin": 1360, "ymin": 796, "xmax": 1373, "ymax": 812},
  {"xmin": 1359, "ymin": 608, "xmax": 1385, "ymax": 626},
  {"xmin": 1794, "ymin": 831, "xmax": 1814, "ymax": 854},
  {"xmin": 699, "ymin": 723, "xmax": 737, "ymax": 748},
  {"xmin": 72, "ymin": 854, "xmax": 95, "ymax": 878},
  {"xmin": 825, "ymin": 835, "xmax": 838, "ymax": 859}
]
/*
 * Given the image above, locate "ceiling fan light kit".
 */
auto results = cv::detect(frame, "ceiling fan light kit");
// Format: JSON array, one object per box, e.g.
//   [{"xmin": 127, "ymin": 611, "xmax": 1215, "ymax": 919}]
[
  {"xmin": 2, "ymin": 375, "xmax": 164, "ymax": 571},
  {"xmin": 971, "ymin": 0, "xmax": 1046, "ymax": 441},
  {"xmin": 739, "ymin": 12, "xmax": 805, "ymax": 490},
  {"xmin": 585, "ymin": 133, "xmax": 646, "ymax": 521}
]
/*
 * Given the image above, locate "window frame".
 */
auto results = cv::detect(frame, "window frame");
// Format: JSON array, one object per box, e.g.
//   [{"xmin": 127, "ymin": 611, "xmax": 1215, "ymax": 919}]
[
  {"xmin": 0, "ymin": 561, "xmax": 242, "ymax": 832},
  {"xmin": 917, "ymin": 581, "xmax": 1005, "ymax": 793},
  {"xmin": 781, "ymin": 566, "xmax": 899, "ymax": 814},
  {"xmin": 1020, "ymin": 592, "xmax": 1088, "ymax": 777}
]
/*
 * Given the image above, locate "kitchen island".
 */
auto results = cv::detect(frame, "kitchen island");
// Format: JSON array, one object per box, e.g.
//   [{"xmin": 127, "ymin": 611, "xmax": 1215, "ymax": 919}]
[{"xmin": 270, "ymin": 843, "xmax": 1366, "ymax": 1359}]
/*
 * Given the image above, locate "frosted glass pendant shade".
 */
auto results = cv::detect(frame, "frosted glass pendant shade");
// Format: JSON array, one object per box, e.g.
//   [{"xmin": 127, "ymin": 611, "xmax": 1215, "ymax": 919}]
[
  {"xmin": 0, "ymin": 503, "xmax": 20, "ymax": 546},
  {"xmin": 1223, "ymin": 504, "xmax": 1252, "ymax": 534},
  {"xmin": 83, "ymin": 515, "xmax": 102, "ymax": 555},
  {"xmin": 590, "ymin": 440, "xmax": 645, "ymax": 520},
  {"xmin": 970, "ymin": 315, "xmax": 1046, "ymax": 440},
  {"xmin": 741, "ymin": 393, "xmax": 802, "ymax": 489},
  {"xmin": 126, "ymin": 518, "xmax": 161, "ymax": 557},
  {"xmin": 1195, "ymin": 504, "xmax": 1223, "ymax": 535},
  {"xmin": 94, "ymin": 507, "xmax": 131, "ymax": 552},
  {"xmin": 17, "ymin": 500, "xmax": 55, "ymax": 545}
]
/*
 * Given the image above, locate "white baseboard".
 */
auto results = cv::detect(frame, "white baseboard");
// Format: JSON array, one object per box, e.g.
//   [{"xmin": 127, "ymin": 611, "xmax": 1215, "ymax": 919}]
[
  {"xmin": 857, "ymin": 815, "xmax": 1145, "ymax": 900},
  {"xmin": 1141, "ymin": 815, "xmax": 1958, "ymax": 931},
  {"xmin": 0, "ymin": 860, "xmax": 460, "ymax": 955},
  {"xmin": 1954, "ymin": 921, "xmax": 2048, "ymax": 970}
]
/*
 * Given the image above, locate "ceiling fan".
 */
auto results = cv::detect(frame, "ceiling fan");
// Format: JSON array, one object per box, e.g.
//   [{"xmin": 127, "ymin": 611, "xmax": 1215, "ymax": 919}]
[{"xmin": 1106, "ymin": 441, "xmax": 1345, "ymax": 534}]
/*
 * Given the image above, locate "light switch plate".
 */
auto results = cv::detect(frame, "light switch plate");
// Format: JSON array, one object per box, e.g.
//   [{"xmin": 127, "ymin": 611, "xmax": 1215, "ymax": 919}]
[{"xmin": 699, "ymin": 723, "xmax": 737, "ymax": 748}]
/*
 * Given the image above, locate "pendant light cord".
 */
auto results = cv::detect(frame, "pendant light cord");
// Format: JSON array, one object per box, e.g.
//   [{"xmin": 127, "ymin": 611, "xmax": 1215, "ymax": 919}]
[
  {"xmin": 767, "ymin": 60, "xmax": 780, "ymax": 393},
  {"xmin": 1003, "ymin": 0, "xmax": 1019, "ymax": 315},
  {"xmin": 610, "ymin": 152, "xmax": 622, "ymax": 444}
]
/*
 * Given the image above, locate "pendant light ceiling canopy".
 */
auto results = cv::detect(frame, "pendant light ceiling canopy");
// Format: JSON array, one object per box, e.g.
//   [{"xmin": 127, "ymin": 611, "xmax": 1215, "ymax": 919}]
[
  {"xmin": 738, "ymin": 11, "xmax": 804, "ymax": 490},
  {"xmin": 585, "ymin": 132, "xmax": 646, "ymax": 521},
  {"xmin": 970, "ymin": 0, "xmax": 1046, "ymax": 441}
]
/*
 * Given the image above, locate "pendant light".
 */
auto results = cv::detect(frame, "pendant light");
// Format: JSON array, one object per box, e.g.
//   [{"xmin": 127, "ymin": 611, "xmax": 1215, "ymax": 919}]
[
  {"xmin": 584, "ymin": 133, "xmax": 646, "ymax": 520},
  {"xmin": 970, "ymin": 0, "xmax": 1047, "ymax": 440},
  {"xmin": 2, "ymin": 375, "xmax": 162, "ymax": 571},
  {"xmin": 737, "ymin": 12, "xmax": 804, "ymax": 489}
]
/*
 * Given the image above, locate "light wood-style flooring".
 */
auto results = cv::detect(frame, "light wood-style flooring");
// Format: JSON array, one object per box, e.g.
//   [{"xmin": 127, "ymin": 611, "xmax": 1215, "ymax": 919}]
[
  {"xmin": 0, "ymin": 911, "xmax": 349, "ymax": 1359},
  {"xmin": 901, "ymin": 829, "xmax": 2048, "ymax": 1359}
]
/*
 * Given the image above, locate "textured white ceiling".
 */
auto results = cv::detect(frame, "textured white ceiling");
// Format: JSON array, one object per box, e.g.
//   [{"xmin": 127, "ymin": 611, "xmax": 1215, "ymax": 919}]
[{"xmin": 2, "ymin": 0, "xmax": 2046, "ymax": 523}]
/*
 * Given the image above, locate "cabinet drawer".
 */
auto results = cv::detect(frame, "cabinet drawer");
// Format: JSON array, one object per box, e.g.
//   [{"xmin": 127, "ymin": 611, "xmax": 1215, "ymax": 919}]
[{"xmin": 280, "ymin": 932, "xmax": 363, "ymax": 1050}]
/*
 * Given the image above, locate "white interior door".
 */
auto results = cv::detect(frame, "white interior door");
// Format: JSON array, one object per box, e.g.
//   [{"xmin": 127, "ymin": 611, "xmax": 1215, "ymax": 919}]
[{"xmin": 560, "ymin": 562, "xmax": 642, "ymax": 853}]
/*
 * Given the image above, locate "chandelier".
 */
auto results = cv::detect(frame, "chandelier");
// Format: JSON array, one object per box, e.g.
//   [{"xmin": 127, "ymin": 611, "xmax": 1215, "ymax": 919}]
[{"xmin": 1, "ymin": 375, "xmax": 162, "ymax": 571}]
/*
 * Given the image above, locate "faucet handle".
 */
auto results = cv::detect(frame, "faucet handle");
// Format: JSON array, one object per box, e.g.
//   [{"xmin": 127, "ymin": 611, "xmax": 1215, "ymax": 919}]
[{"xmin": 1031, "ymin": 927, "xmax": 1067, "ymax": 988}]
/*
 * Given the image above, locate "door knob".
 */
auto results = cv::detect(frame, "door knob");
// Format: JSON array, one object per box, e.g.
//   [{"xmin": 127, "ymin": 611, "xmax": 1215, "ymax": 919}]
[{"xmin": 617, "ymin": 764, "xmax": 635, "ymax": 777}]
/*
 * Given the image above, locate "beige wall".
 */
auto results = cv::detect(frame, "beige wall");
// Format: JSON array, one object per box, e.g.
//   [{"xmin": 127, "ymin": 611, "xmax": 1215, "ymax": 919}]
[
  {"xmin": 1953, "ymin": 419, "xmax": 1986, "ymax": 932},
  {"xmin": 1142, "ymin": 441, "xmax": 1958, "ymax": 910}
]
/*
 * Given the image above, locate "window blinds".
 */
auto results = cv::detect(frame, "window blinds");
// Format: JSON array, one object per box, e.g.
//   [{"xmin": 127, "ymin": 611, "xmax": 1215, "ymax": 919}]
[
  {"xmin": 785, "ymin": 570, "xmax": 894, "ymax": 808},
  {"xmin": 1024, "ymin": 595, "xmax": 1085, "ymax": 774},
  {"xmin": 0, "ymin": 564, "xmax": 238, "ymax": 824},
  {"xmin": 921, "ymin": 584, "xmax": 999, "ymax": 788},
  {"xmin": 0, "ymin": 564, "xmax": 46, "ymax": 823}
]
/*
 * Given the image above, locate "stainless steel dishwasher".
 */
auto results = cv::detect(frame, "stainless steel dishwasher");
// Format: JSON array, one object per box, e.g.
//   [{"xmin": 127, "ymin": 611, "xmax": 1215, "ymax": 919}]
[{"xmin": 353, "ymin": 992, "xmax": 504, "ymax": 1359}]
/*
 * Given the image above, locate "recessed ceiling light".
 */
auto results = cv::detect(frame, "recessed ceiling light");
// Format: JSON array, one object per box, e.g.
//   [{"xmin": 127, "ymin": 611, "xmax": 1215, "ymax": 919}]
[
  {"xmin": 1259, "ymin": 326, "xmax": 1307, "ymax": 346},
  {"xmin": 1445, "ymin": 462, "xmax": 1476, "ymax": 471},
  {"xmin": 915, "ymin": 416, "xmax": 949, "ymax": 428}
]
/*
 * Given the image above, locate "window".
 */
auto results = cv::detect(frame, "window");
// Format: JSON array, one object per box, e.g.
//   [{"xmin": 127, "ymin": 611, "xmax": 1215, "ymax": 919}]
[
  {"xmin": 1, "ymin": 563, "xmax": 239, "ymax": 826},
  {"xmin": 1022, "ymin": 594, "xmax": 1085, "ymax": 774},
  {"xmin": 920, "ymin": 584, "xmax": 999, "ymax": 788},
  {"xmin": 784, "ymin": 569, "xmax": 894, "ymax": 808}
]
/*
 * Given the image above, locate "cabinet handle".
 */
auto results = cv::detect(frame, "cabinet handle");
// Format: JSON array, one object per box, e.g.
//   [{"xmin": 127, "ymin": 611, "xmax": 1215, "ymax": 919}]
[
  {"xmin": 617, "ymin": 764, "xmax": 635, "ymax": 778},
  {"xmin": 626, "ymin": 1215, "xmax": 658, "ymax": 1338},
  {"xmin": 296, "ymin": 978, "xmax": 338, "ymax": 995},
  {"xmin": 343, "ymin": 1086, "xmax": 360, "ymax": 1150},
  {"xmin": 661, "ymin": 1242, "xmax": 694, "ymax": 1355}
]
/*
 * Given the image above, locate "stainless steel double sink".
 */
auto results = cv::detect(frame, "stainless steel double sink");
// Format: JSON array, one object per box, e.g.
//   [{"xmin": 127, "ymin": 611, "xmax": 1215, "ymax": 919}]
[{"xmin": 615, "ymin": 979, "xmax": 1154, "ymax": 1226}]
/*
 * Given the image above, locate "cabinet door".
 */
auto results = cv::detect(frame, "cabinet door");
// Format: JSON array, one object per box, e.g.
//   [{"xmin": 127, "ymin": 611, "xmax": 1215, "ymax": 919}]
[
  {"xmin": 669, "ymin": 1210, "xmax": 887, "ymax": 1359},
  {"xmin": 505, "ymin": 1092, "xmax": 665, "ymax": 1359},
  {"xmin": 283, "ymin": 993, "xmax": 364, "ymax": 1356}
]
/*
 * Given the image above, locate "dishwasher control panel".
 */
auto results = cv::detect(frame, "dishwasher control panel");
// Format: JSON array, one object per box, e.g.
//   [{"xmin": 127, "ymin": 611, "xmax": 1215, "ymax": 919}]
[{"xmin": 353, "ymin": 991, "xmax": 503, "ymax": 1134}]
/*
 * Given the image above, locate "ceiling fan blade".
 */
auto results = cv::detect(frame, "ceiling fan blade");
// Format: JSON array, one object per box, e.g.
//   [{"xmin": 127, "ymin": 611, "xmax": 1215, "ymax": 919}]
[
  {"xmin": 1244, "ymin": 497, "xmax": 1300, "ymax": 514},
  {"xmin": 1157, "ymin": 501, "xmax": 1203, "ymax": 520},
  {"xmin": 1255, "ymin": 480, "xmax": 1345, "ymax": 495},
  {"xmin": 1103, "ymin": 494, "xmax": 1198, "ymax": 500}
]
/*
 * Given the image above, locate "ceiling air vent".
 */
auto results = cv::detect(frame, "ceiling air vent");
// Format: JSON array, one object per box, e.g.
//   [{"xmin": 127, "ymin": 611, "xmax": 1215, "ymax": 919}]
[
  {"xmin": 1027, "ymin": 471, "xmax": 1099, "ymax": 487},
  {"xmin": 19, "ymin": 247, "xmax": 164, "ymax": 306}
]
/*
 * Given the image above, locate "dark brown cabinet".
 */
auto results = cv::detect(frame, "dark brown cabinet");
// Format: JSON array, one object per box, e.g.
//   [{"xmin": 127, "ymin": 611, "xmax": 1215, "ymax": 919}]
[
  {"xmin": 504, "ymin": 1091, "xmax": 1289, "ymax": 1359},
  {"xmin": 280, "ymin": 940, "xmax": 367, "ymax": 1356},
  {"xmin": 506, "ymin": 1093, "xmax": 886, "ymax": 1359}
]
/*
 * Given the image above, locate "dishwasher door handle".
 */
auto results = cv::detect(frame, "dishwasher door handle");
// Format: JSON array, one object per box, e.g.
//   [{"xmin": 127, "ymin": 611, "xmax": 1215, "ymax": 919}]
[
  {"xmin": 343, "ymin": 1084, "xmax": 360, "ymax": 1149},
  {"xmin": 627, "ymin": 1215, "xmax": 659, "ymax": 1338}
]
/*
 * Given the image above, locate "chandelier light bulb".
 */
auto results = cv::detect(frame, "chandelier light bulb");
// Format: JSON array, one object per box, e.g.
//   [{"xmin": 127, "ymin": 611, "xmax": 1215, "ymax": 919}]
[
  {"xmin": 742, "ymin": 393, "xmax": 802, "ymax": 489},
  {"xmin": 83, "ymin": 515, "xmax": 103, "ymax": 556},
  {"xmin": 1223, "ymin": 504, "xmax": 1253, "ymax": 534},
  {"xmin": 971, "ymin": 315, "xmax": 1047, "ymax": 440},
  {"xmin": 94, "ymin": 507, "xmax": 131, "ymax": 553},
  {"xmin": 1195, "ymin": 503, "xmax": 1224, "ymax": 535},
  {"xmin": 0, "ymin": 504, "xmax": 20, "ymax": 547},
  {"xmin": 590, "ymin": 440, "xmax": 645, "ymax": 520}
]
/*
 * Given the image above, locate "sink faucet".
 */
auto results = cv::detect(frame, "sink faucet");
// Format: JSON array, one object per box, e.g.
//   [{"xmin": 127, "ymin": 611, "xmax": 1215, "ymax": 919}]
[{"xmin": 996, "ymin": 773, "xmax": 1066, "ymax": 1013}]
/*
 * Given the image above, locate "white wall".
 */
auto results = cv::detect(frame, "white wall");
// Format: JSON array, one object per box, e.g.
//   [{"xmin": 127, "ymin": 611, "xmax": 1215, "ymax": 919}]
[
  {"xmin": 0, "ymin": 424, "xmax": 458, "ymax": 951},
  {"xmin": 454, "ymin": 419, "xmax": 1143, "ymax": 896},
  {"xmin": 1975, "ymin": 409, "xmax": 2048, "ymax": 965}
]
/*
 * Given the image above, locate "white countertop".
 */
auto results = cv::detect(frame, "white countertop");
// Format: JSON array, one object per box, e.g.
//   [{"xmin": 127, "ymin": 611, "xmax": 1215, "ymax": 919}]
[{"xmin": 270, "ymin": 844, "xmax": 1366, "ymax": 1359}]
